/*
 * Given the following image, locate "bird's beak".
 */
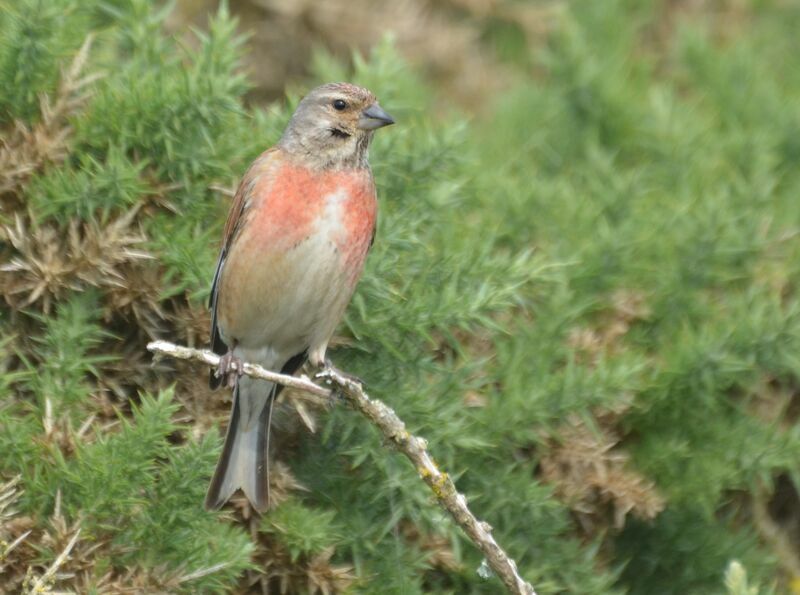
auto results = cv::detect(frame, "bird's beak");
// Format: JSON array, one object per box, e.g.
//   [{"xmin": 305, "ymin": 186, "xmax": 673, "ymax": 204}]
[{"xmin": 358, "ymin": 103, "xmax": 395, "ymax": 130}]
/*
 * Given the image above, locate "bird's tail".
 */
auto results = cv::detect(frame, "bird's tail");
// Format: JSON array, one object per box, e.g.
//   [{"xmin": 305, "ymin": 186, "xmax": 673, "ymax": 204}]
[{"xmin": 204, "ymin": 376, "xmax": 276, "ymax": 512}]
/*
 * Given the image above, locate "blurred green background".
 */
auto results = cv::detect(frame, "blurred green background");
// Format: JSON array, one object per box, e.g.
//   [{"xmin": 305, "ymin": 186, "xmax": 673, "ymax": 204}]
[{"xmin": 2, "ymin": 0, "xmax": 800, "ymax": 593}]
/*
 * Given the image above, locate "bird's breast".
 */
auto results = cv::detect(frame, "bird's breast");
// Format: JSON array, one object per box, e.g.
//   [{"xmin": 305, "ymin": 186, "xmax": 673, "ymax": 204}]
[
  {"xmin": 252, "ymin": 163, "xmax": 377, "ymax": 273},
  {"xmin": 216, "ymin": 162, "xmax": 377, "ymax": 349}
]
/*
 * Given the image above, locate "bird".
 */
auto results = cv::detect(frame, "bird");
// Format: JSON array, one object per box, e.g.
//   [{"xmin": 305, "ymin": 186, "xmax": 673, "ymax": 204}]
[{"xmin": 204, "ymin": 82, "xmax": 394, "ymax": 512}]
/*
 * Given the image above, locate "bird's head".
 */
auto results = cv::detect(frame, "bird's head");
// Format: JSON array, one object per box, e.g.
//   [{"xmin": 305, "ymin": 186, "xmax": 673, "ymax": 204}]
[{"xmin": 280, "ymin": 82, "xmax": 394, "ymax": 170}]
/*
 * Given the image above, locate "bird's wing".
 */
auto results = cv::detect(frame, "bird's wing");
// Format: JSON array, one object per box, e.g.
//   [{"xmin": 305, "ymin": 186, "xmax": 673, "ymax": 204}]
[{"xmin": 209, "ymin": 147, "xmax": 281, "ymax": 388}]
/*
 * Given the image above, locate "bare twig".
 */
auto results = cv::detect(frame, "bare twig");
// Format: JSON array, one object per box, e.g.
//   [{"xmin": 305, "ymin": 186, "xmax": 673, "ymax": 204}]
[
  {"xmin": 0, "ymin": 476, "xmax": 30, "ymax": 571},
  {"xmin": 147, "ymin": 340, "xmax": 536, "ymax": 595},
  {"xmin": 147, "ymin": 340, "xmax": 330, "ymax": 398},
  {"xmin": 23, "ymin": 528, "xmax": 81, "ymax": 594},
  {"xmin": 176, "ymin": 562, "xmax": 231, "ymax": 584}
]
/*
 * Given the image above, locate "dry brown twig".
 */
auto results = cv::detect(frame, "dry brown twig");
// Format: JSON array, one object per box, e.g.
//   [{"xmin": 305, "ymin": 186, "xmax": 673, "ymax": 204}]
[
  {"xmin": 21, "ymin": 528, "xmax": 82, "ymax": 595},
  {"xmin": 147, "ymin": 340, "xmax": 536, "ymax": 595}
]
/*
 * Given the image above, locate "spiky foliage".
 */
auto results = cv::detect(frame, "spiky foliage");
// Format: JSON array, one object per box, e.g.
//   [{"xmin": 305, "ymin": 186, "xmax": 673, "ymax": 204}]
[{"xmin": 3, "ymin": 0, "xmax": 800, "ymax": 593}]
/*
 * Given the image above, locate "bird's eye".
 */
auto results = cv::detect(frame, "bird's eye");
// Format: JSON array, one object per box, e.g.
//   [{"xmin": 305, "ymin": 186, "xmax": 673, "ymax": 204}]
[{"xmin": 332, "ymin": 99, "xmax": 347, "ymax": 111}]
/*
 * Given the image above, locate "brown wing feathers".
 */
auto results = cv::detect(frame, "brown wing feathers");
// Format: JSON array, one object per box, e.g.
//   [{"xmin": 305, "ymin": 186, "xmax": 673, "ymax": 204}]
[{"xmin": 208, "ymin": 153, "xmax": 272, "ymax": 388}]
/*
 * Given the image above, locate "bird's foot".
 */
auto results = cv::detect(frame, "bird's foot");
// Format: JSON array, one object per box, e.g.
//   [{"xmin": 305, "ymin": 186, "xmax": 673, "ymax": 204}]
[
  {"xmin": 313, "ymin": 359, "xmax": 364, "ymax": 408},
  {"xmin": 217, "ymin": 351, "xmax": 244, "ymax": 389},
  {"xmin": 314, "ymin": 359, "xmax": 364, "ymax": 398}
]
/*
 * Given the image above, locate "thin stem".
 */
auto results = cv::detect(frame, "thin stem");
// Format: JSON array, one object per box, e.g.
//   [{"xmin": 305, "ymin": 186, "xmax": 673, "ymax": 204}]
[{"xmin": 147, "ymin": 340, "xmax": 537, "ymax": 595}]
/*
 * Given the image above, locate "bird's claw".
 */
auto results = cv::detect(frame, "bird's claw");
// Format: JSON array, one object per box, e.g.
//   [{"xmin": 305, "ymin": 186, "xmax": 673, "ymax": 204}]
[
  {"xmin": 313, "ymin": 358, "xmax": 334, "ymax": 381},
  {"xmin": 314, "ymin": 358, "xmax": 364, "ymax": 388},
  {"xmin": 217, "ymin": 352, "xmax": 244, "ymax": 389}
]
